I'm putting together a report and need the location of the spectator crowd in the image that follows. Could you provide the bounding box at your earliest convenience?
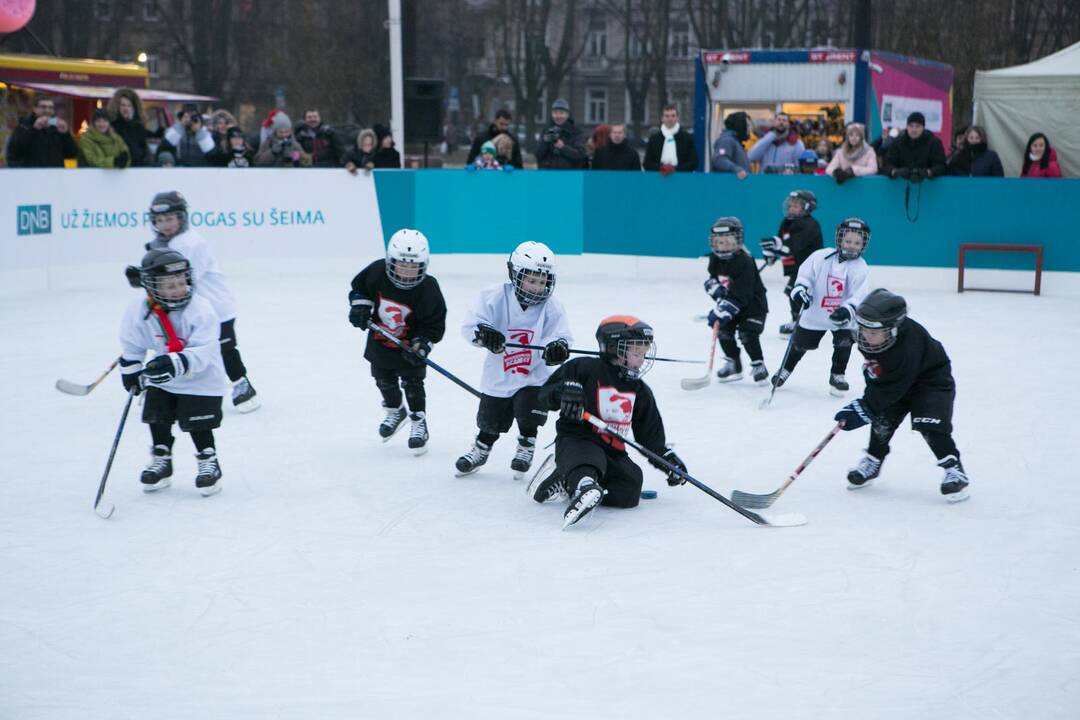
[3,89,1068,179]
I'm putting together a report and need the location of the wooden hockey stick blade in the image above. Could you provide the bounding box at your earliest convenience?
[680,375,711,391]
[56,379,95,395]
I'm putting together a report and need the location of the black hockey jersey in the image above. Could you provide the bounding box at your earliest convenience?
[777,215,823,273]
[350,259,447,370]
[707,250,768,319]
[860,318,954,415]
[538,357,667,456]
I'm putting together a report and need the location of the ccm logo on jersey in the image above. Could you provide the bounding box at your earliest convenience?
[504,329,534,374]
[912,417,942,424]
[376,295,413,347]
[596,386,635,450]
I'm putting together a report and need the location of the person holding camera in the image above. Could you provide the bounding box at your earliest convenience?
[881,112,947,182]
[535,99,587,170]
[255,112,313,168]
[158,103,215,167]
[747,112,805,174]
[77,108,131,169]
[6,95,77,167]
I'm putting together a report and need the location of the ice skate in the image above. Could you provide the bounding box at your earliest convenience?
[510,435,536,480]
[829,373,849,397]
[531,470,568,504]
[195,448,223,497]
[379,404,408,441]
[779,321,796,336]
[751,361,769,385]
[562,478,604,529]
[140,444,173,492]
[847,453,882,490]
[939,456,970,503]
[231,376,260,413]
[715,357,743,383]
[455,440,491,476]
[407,412,429,455]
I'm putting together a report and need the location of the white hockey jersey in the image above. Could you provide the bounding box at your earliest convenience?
[119,294,228,396]
[149,229,236,322]
[794,248,871,331]
[460,283,574,398]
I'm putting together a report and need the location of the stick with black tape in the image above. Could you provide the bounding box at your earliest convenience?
[731,423,843,509]
[503,342,704,365]
[368,322,483,400]
[93,386,137,519]
[56,358,119,396]
[579,411,806,527]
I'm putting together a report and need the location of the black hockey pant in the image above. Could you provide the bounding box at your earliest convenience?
[474,386,547,446]
[372,364,427,413]
[784,325,855,375]
[718,314,765,370]
[867,387,959,463]
[555,435,642,509]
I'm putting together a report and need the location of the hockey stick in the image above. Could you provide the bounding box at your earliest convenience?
[368,323,483,400]
[681,321,720,391]
[503,343,704,364]
[759,307,803,410]
[731,423,843,509]
[579,411,806,527]
[56,358,119,396]
[93,387,137,519]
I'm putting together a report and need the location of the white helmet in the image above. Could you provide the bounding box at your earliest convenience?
[385,228,430,289]
[507,241,556,306]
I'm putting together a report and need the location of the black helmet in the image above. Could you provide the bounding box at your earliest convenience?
[140,248,193,310]
[784,189,817,219]
[149,190,189,236]
[835,216,871,261]
[709,216,744,259]
[596,315,655,379]
[855,288,907,354]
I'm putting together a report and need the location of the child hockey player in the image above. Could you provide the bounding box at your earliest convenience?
[835,289,969,502]
[119,249,228,496]
[704,216,770,384]
[456,241,572,478]
[348,229,447,454]
[126,191,260,412]
[759,189,823,335]
[531,316,688,529]
[771,217,871,396]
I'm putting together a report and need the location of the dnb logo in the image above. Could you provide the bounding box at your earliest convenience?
[17,205,51,236]
[596,386,636,449]
[375,294,412,347]
[504,329,534,375]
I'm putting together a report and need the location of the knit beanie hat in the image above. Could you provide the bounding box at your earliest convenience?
[906,111,926,126]
[481,141,496,156]
[272,112,292,131]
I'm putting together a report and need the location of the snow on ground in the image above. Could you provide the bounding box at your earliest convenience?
[2,254,1078,719]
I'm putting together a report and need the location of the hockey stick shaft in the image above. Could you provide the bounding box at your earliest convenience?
[503,342,704,364]
[56,358,119,396]
[732,423,843,508]
[94,387,136,515]
[761,307,803,409]
[680,322,719,390]
[579,411,771,526]
[369,323,483,400]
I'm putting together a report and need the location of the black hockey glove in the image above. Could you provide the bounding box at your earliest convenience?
[143,352,189,384]
[348,292,373,329]
[558,380,585,420]
[114,151,130,168]
[789,283,811,311]
[542,339,570,366]
[829,306,852,327]
[708,298,740,327]
[649,448,688,486]
[404,337,432,366]
[120,366,144,395]
[835,399,874,430]
[474,323,506,353]
[704,277,729,300]
[125,265,142,289]
[890,167,911,180]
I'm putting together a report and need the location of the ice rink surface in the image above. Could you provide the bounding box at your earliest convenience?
[2,253,1078,719]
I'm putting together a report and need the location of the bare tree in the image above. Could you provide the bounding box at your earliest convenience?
[499,0,548,150]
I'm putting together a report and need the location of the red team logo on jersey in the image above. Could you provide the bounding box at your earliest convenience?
[595,386,636,450]
[503,329,534,375]
[376,294,413,348]
[863,359,882,380]
[821,275,845,311]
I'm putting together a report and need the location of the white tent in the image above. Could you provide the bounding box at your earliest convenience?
[973,41,1080,177]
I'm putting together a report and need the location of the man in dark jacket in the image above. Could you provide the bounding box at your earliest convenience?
[882,112,947,181]
[590,124,641,170]
[7,95,77,167]
[643,105,697,174]
[294,108,344,168]
[535,99,587,170]
[710,111,750,178]
[466,109,524,169]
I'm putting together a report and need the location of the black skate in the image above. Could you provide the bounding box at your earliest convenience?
[771,368,790,388]
[455,440,491,476]
[751,361,769,385]
[847,453,883,490]
[715,357,743,383]
[141,444,173,492]
[232,376,260,413]
[829,373,849,397]
[562,478,605,529]
[779,321,796,336]
[195,448,223,497]
[511,436,536,479]
[379,404,408,441]
[407,412,429,455]
[531,470,569,504]
[939,456,970,503]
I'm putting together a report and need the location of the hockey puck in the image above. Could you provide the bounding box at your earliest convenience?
[640,490,658,500]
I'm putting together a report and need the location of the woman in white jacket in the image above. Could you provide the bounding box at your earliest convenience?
[825,123,878,184]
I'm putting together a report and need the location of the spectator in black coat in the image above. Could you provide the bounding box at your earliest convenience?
[6,95,77,167]
[211,127,255,168]
[108,88,150,167]
[467,109,524,169]
[947,125,1004,177]
[882,111,947,181]
[590,124,641,170]
[372,124,402,168]
[295,108,344,168]
[535,99,587,170]
[643,105,697,175]
[344,129,378,174]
